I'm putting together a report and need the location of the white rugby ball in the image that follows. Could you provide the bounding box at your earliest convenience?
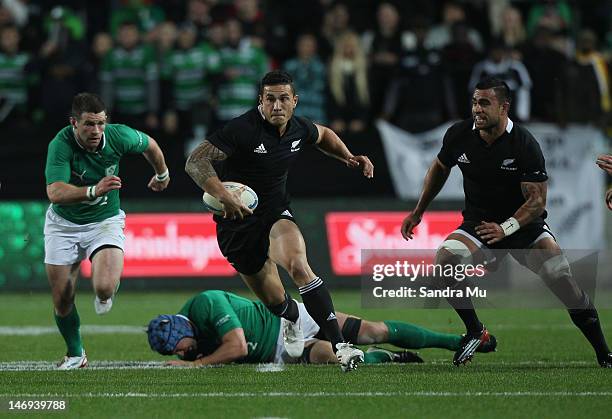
[202,181,258,215]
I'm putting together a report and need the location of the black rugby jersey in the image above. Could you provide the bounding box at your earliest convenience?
[437,118,548,224]
[208,107,319,216]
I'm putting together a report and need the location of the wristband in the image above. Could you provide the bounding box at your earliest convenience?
[500,217,520,237]
[155,169,169,182]
[86,185,97,200]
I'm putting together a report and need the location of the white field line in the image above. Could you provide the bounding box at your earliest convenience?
[0,323,579,336]
[0,392,610,398]
[0,360,598,372]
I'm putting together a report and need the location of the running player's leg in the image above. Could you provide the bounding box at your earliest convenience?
[435,232,484,336]
[527,237,611,366]
[434,231,492,365]
[47,262,86,363]
[90,246,123,313]
[270,219,344,350]
[44,207,87,366]
[240,259,298,322]
[85,212,127,315]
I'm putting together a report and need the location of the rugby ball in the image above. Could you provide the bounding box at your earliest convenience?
[202,181,258,215]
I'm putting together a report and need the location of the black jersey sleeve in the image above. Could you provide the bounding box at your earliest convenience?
[207,120,242,157]
[519,131,548,183]
[296,116,319,145]
[436,123,460,168]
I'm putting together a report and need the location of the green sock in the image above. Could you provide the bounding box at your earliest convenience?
[54,305,84,357]
[364,351,393,364]
[384,320,461,350]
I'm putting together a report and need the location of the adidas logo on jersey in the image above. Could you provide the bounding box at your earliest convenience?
[458,153,470,164]
[327,312,337,321]
[281,209,293,217]
[254,143,267,154]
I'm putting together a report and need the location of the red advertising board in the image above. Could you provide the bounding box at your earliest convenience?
[81,213,235,277]
[325,211,462,275]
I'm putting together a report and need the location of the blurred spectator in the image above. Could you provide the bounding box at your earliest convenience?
[319,2,351,60]
[283,33,327,124]
[161,23,221,154]
[83,32,113,93]
[2,0,28,27]
[425,1,483,52]
[328,31,369,134]
[383,19,452,132]
[183,0,213,43]
[564,29,610,126]
[38,6,87,131]
[469,39,532,121]
[526,0,573,37]
[442,21,482,118]
[100,20,159,131]
[0,25,37,129]
[362,2,406,115]
[231,0,265,46]
[215,19,268,125]
[498,6,527,57]
[522,26,566,123]
[155,21,177,65]
[110,0,165,42]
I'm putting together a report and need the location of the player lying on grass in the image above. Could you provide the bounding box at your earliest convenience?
[146,290,496,367]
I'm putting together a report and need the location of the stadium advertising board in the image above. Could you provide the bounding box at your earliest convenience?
[325,211,462,275]
[81,214,234,277]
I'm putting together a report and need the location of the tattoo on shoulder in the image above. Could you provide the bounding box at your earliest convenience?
[185,140,227,187]
[521,182,546,200]
[191,140,228,162]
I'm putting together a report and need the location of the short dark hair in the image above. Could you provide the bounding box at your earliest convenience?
[260,70,295,95]
[71,93,106,119]
[475,77,511,104]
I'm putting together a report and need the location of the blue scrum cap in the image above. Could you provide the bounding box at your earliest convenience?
[147,314,194,355]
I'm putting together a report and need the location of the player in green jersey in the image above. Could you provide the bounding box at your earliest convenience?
[147,290,496,367]
[45,92,170,369]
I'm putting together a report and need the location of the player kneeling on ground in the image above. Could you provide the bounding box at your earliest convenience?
[146,290,496,368]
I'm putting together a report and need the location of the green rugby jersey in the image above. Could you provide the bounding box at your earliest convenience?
[217,43,269,121]
[100,45,159,115]
[45,124,149,224]
[162,42,220,111]
[178,290,280,363]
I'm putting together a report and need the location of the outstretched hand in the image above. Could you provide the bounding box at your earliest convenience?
[148,175,170,192]
[475,221,505,245]
[596,154,612,175]
[401,212,421,240]
[347,155,374,178]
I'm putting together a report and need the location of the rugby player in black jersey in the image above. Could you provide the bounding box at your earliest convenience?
[185,70,374,372]
[401,77,612,367]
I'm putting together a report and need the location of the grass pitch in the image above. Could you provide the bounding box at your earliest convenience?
[1,290,611,418]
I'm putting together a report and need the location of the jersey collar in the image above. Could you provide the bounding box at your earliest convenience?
[72,128,106,153]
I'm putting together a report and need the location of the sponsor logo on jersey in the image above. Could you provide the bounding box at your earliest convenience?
[105,165,117,176]
[326,312,337,321]
[281,209,293,218]
[457,153,470,164]
[290,139,301,152]
[72,169,87,183]
[215,314,231,327]
[253,143,267,154]
[500,158,517,171]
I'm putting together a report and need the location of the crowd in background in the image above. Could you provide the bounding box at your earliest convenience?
[0,0,611,198]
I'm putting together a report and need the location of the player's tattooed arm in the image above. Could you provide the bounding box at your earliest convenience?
[514,181,547,225]
[185,140,227,191]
